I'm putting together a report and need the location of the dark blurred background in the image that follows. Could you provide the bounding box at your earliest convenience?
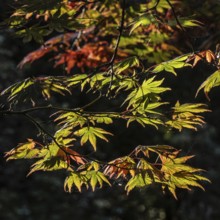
[1,1,220,220]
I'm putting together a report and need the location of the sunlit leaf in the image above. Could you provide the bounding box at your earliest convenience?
[152,54,191,76]
[5,139,39,160]
[129,14,152,34]
[74,127,112,151]
[196,70,220,100]
[114,56,140,75]
[166,102,210,131]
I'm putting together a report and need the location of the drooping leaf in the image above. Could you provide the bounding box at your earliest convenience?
[64,172,85,192]
[1,78,34,101]
[166,102,210,131]
[168,17,203,28]
[196,70,220,100]
[187,50,216,67]
[126,116,164,129]
[130,145,210,198]
[64,163,111,192]
[114,56,140,75]
[5,139,39,160]
[160,152,210,199]
[104,156,136,179]
[152,54,191,76]
[74,127,113,151]
[125,173,152,194]
[28,156,68,175]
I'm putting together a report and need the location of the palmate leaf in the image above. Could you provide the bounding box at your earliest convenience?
[83,71,138,95]
[166,172,209,199]
[1,76,71,102]
[125,145,210,198]
[125,173,153,194]
[57,147,86,165]
[187,50,216,68]
[55,111,87,128]
[105,145,209,197]
[124,76,170,109]
[18,32,81,68]
[66,74,88,88]
[104,156,136,179]
[5,139,39,160]
[114,77,138,93]
[126,116,164,129]
[196,70,220,100]
[135,145,176,158]
[126,101,168,128]
[85,72,112,91]
[89,170,111,191]
[114,56,141,75]
[122,76,170,129]
[5,134,85,174]
[55,111,115,129]
[64,172,84,192]
[2,0,213,200]
[136,158,164,182]
[37,77,71,99]
[6,0,86,43]
[5,140,210,198]
[160,153,210,199]
[74,127,113,151]
[172,101,209,113]
[166,101,210,131]
[152,54,191,76]
[28,156,68,175]
[64,171,111,192]
[1,78,34,101]
[64,164,111,193]
[5,140,67,175]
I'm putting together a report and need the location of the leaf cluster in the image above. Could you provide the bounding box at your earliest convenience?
[1,0,218,199]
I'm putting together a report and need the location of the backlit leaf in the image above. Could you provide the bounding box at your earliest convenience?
[114,56,140,75]
[166,102,210,131]
[152,54,191,76]
[74,127,112,151]
[196,70,220,100]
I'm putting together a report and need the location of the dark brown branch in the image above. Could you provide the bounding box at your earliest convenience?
[0,105,78,116]
[0,105,165,121]
[107,0,126,91]
[109,0,126,65]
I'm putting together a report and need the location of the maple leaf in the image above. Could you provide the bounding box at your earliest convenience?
[104,157,136,179]
[57,147,86,165]
[18,33,77,69]
[74,126,113,151]
[196,70,220,100]
[54,42,112,73]
[187,50,216,67]
[5,139,39,161]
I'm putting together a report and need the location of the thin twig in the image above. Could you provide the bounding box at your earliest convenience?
[109,0,126,65]
[80,91,102,110]
[108,0,126,91]
[165,0,194,52]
